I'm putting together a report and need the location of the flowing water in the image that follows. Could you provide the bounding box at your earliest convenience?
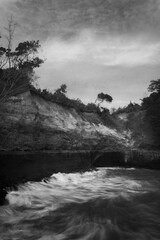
[0,168,160,240]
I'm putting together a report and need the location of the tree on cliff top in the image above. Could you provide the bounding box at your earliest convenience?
[0,40,44,71]
[54,84,67,95]
[52,84,67,102]
[95,92,113,106]
[148,79,160,93]
[0,17,44,71]
[0,17,44,103]
[141,78,160,148]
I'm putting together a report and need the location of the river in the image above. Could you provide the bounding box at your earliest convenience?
[0,168,160,239]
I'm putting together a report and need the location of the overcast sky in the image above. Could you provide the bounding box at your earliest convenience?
[1,0,160,108]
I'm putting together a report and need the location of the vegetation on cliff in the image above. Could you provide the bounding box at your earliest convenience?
[112,79,160,149]
[141,79,160,147]
[0,20,114,122]
[0,17,44,103]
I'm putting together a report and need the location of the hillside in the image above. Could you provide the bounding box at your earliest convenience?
[0,91,132,151]
[115,108,160,150]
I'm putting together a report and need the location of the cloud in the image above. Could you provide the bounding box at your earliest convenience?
[0,0,16,4]
[0,0,18,31]
[1,0,160,41]
[42,33,160,67]
[97,41,160,67]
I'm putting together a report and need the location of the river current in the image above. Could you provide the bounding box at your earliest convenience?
[0,168,160,240]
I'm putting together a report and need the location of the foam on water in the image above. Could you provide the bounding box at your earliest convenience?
[0,167,160,239]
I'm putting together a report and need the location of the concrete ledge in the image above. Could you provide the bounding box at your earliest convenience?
[125,150,160,169]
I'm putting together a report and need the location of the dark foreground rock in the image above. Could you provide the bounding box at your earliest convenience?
[0,150,125,204]
[0,150,160,205]
[0,151,91,204]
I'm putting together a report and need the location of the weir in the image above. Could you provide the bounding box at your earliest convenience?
[0,150,160,204]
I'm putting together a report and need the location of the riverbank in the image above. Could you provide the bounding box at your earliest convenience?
[1,149,160,205]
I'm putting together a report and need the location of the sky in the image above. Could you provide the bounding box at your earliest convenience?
[0,0,160,108]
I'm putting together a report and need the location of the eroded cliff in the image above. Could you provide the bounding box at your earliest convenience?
[0,91,131,151]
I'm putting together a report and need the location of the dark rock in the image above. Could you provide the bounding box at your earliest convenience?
[0,150,93,205]
[92,151,125,167]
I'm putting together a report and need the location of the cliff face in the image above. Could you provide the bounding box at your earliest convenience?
[0,91,131,151]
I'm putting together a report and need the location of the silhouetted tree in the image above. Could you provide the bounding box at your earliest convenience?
[53,84,67,102]
[95,92,113,106]
[148,79,160,93]
[141,78,160,148]
[13,40,44,70]
[54,84,67,95]
[0,17,44,70]
[0,18,44,102]
[0,40,44,71]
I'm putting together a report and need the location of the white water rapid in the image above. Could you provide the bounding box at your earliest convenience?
[0,168,160,239]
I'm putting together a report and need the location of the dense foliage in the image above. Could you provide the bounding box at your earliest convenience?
[112,79,160,148]
[0,68,30,103]
[0,18,44,103]
[113,102,141,115]
[0,29,44,102]
[141,79,160,146]
[148,79,160,93]
[30,85,102,114]
[0,39,43,102]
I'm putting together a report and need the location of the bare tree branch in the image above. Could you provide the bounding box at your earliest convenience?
[3,16,17,68]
